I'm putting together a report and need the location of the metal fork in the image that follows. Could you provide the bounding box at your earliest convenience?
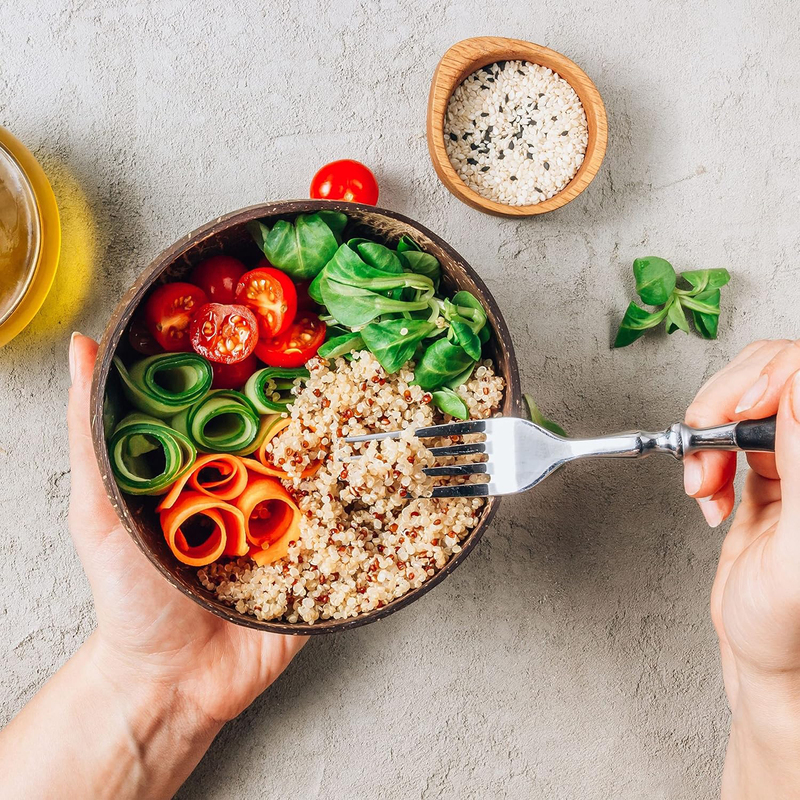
[344,415,777,498]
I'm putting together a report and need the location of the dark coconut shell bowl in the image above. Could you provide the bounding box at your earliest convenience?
[90,200,524,634]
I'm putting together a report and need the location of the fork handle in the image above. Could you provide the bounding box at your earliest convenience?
[684,416,776,455]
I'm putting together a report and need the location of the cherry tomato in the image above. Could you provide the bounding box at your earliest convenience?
[128,311,162,355]
[190,303,259,364]
[255,312,326,368]
[190,255,247,304]
[211,354,258,389]
[294,280,318,311]
[144,282,208,352]
[309,159,379,205]
[234,262,297,338]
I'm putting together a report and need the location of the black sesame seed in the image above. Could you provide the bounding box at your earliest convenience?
[462,133,470,140]
[481,84,488,90]
[467,158,478,165]
[530,120,537,126]
[449,133,458,142]
[544,161,550,170]
[487,77,494,82]
[497,153,505,160]
[560,130,568,136]
[526,153,534,159]
[504,94,509,102]
[498,106,503,113]
[533,103,538,111]
[480,112,489,117]
[538,93,545,97]
[510,176,517,181]
[517,69,525,75]
[480,166,490,172]
[551,116,558,121]
[515,129,523,138]
[470,143,478,150]
[535,187,543,192]
[508,140,515,150]
[487,125,493,132]
[497,60,506,70]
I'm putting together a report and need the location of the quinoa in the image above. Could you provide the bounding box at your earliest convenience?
[444,60,588,206]
[198,351,504,624]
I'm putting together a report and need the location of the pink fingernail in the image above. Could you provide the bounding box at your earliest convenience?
[684,458,703,496]
[698,497,724,528]
[69,332,80,385]
[735,374,769,414]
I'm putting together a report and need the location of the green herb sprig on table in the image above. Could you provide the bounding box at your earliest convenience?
[613,257,731,348]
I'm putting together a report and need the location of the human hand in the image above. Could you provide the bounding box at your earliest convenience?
[683,340,800,795]
[68,333,306,727]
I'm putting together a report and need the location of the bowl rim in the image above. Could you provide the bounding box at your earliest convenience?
[427,35,608,217]
[90,200,524,634]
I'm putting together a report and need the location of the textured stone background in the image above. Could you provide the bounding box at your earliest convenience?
[2,1,799,797]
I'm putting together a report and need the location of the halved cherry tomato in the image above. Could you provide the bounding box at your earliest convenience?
[190,303,259,364]
[190,255,247,304]
[235,262,297,338]
[211,354,258,389]
[128,311,162,355]
[144,282,208,352]
[255,312,326,368]
[309,159,379,205]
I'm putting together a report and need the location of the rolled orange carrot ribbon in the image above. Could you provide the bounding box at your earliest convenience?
[159,491,247,567]
[233,476,301,565]
[157,453,250,512]
[254,418,321,479]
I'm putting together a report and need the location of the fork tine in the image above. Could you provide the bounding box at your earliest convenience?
[414,420,487,438]
[423,462,488,477]
[427,442,486,457]
[343,418,487,444]
[343,430,402,443]
[431,483,490,498]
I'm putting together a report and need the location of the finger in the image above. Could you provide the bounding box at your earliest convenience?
[695,482,735,529]
[732,340,800,420]
[775,370,800,548]
[745,452,778,481]
[67,333,121,548]
[684,340,794,516]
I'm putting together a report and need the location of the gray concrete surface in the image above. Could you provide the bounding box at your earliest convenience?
[1,0,799,797]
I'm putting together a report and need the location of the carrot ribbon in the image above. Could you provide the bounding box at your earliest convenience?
[159,491,247,567]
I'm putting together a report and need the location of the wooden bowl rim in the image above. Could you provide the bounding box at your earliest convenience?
[426,35,608,217]
[90,199,524,634]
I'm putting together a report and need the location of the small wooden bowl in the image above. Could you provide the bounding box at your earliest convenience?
[90,200,524,635]
[427,36,608,217]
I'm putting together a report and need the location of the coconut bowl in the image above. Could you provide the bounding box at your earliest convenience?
[90,200,524,634]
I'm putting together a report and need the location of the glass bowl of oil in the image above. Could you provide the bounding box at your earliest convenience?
[0,127,60,347]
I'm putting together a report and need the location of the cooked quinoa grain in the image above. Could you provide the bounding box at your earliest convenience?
[444,60,588,206]
[198,351,504,624]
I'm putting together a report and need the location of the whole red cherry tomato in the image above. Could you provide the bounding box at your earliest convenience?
[234,262,297,338]
[190,303,259,364]
[255,312,326,368]
[144,282,208,352]
[309,159,379,205]
[211,354,259,389]
[190,255,247,304]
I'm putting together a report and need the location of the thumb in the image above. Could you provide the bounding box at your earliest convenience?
[775,369,800,544]
[67,332,121,548]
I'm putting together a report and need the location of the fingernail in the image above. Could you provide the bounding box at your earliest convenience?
[69,332,80,385]
[684,457,704,496]
[792,371,800,423]
[735,374,769,414]
[698,497,724,528]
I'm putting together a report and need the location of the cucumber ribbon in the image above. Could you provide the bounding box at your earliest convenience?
[113,353,212,419]
[108,413,197,495]
[172,390,262,454]
[244,367,308,414]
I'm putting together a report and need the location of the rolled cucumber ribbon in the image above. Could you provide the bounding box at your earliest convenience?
[172,390,261,454]
[113,354,213,419]
[108,413,197,496]
[244,366,308,414]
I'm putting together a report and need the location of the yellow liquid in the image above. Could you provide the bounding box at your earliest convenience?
[0,144,40,322]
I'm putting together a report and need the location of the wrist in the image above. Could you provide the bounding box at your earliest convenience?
[84,633,223,798]
[724,674,800,799]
